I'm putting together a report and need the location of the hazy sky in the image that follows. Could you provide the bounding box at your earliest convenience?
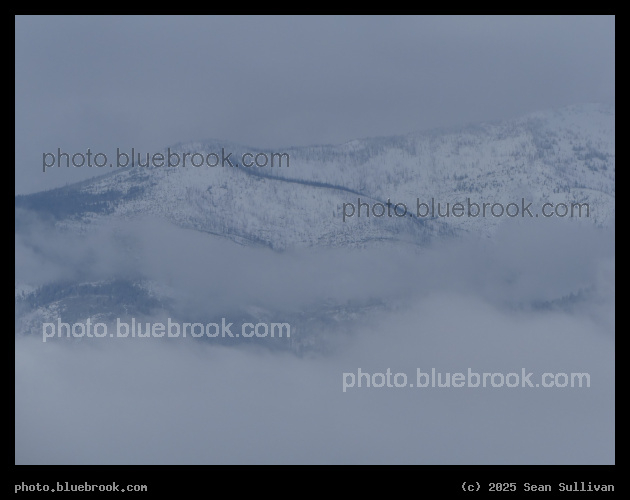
[15,15,614,193]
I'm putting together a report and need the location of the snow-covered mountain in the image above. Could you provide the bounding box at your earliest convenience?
[15,103,615,348]
[16,103,614,249]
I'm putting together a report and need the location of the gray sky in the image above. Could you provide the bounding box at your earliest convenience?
[15,15,614,194]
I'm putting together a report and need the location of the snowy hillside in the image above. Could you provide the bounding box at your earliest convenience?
[16,103,614,250]
[15,103,615,348]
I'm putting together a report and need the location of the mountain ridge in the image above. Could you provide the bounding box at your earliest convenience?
[16,102,614,251]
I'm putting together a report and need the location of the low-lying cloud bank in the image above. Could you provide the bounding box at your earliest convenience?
[15,213,614,464]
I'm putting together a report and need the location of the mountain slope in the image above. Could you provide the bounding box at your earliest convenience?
[16,103,614,250]
[15,103,615,348]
